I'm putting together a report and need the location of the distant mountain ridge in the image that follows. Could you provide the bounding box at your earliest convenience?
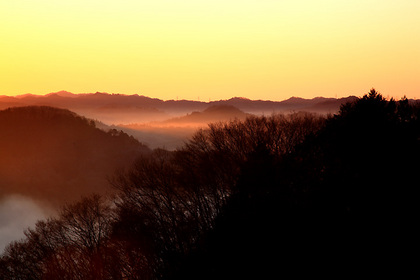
[0,91,360,125]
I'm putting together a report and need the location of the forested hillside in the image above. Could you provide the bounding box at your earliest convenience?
[1,90,418,279]
[0,106,149,206]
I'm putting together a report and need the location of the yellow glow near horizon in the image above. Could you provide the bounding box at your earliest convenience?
[1,0,419,100]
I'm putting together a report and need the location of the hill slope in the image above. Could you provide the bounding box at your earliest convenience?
[158,105,249,126]
[0,106,149,207]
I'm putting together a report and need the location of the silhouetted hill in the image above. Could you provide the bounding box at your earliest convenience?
[0,106,149,207]
[159,105,249,126]
[45,90,77,98]
[209,96,358,114]
[304,96,359,113]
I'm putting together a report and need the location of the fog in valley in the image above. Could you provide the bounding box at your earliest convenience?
[0,195,50,252]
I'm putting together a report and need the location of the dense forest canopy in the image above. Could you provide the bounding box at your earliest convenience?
[1,89,418,279]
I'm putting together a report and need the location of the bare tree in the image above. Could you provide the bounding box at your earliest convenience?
[0,195,116,280]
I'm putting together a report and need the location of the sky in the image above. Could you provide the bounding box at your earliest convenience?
[1,0,419,101]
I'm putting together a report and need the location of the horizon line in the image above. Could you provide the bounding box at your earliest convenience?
[0,90,365,103]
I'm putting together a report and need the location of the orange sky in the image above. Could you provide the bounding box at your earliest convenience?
[1,0,419,101]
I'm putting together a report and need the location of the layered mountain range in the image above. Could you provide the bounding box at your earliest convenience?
[0,91,358,125]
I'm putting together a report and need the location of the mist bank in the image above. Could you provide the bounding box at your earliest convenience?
[116,105,250,150]
[0,195,50,252]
